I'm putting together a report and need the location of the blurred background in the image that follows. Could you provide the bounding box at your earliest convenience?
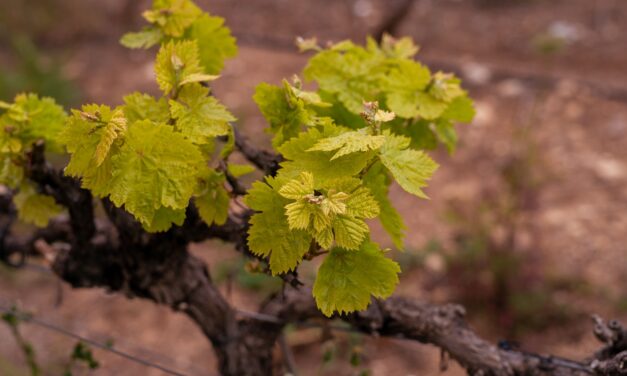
[1,0,626,375]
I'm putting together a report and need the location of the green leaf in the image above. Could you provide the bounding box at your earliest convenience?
[278,171,314,200]
[429,72,464,102]
[227,163,255,178]
[13,183,62,227]
[253,81,326,147]
[343,185,379,219]
[433,120,458,154]
[245,178,312,274]
[169,84,235,144]
[384,60,431,119]
[304,42,384,113]
[332,215,369,250]
[186,14,238,74]
[313,241,400,316]
[94,108,126,167]
[0,156,24,189]
[284,199,324,231]
[219,126,235,159]
[379,35,419,59]
[379,132,438,199]
[363,162,405,249]
[178,73,220,86]
[405,119,438,151]
[254,83,301,147]
[61,105,126,197]
[144,207,186,232]
[155,40,204,95]
[307,129,385,160]
[123,92,171,124]
[3,93,67,152]
[195,170,229,226]
[278,124,373,184]
[108,120,204,230]
[120,27,163,49]
[415,92,449,120]
[442,95,475,123]
[143,0,202,37]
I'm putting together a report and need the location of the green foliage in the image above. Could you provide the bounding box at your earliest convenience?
[313,241,400,316]
[245,177,313,274]
[108,120,204,229]
[186,14,238,74]
[195,170,229,226]
[123,92,170,124]
[64,342,99,376]
[143,0,202,38]
[13,183,63,227]
[169,83,234,144]
[277,123,373,184]
[254,79,329,147]
[0,94,66,226]
[121,0,237,75]
[307,129,385,160]
[155,40,218,95]
[276,172,379,250]
[1,0,475,317]
[246,37,471,312]
[378,132,438,199]
[1,93,66,152]
[61,104,125,197]
[303,36,474,152]
[363,162,406,249]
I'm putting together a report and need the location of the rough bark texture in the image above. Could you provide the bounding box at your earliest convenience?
[1,141,626,376]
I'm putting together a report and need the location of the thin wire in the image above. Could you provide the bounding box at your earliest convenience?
[0,304,189,376]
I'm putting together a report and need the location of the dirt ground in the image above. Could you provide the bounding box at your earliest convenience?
[0,0,626,375]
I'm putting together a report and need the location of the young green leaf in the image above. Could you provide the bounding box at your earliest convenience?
[227,163,255,178]
[123,92,171,124]
[195,170,230,226]
[379,133,438,199]
[13,183,62,227]
[363,162,406,249]
[307,129,385,160]
[303,42,384,114]
[144,207,186,232]
[253,81,327,147]
[186,14,238,74]
[277,173,377,250]
[245,178,312,274]
[278,171,315,200]
[108,120,204,230]
[0,156,24,189]
[94,108,126,167]
[120,27,163,49]
[61,105,126,197]
[169,84,235,144]
[278,124,373,184]
[332,215,369,250]
[384,60,431,118]
[142,0,202,37]
[313,241,400,316]
[155,40,204,95]
[2,93,67,152]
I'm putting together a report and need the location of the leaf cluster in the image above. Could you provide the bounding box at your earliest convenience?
[0,0,475,317]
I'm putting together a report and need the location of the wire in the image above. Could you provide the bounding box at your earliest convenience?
[0,304,191,376]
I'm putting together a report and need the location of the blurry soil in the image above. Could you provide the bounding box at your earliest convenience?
[0,0,626,375]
